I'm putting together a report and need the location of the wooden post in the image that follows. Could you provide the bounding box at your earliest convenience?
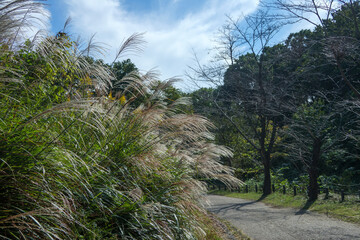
[255,184,258,193]
[341,190,345,202]
[293,186,297,196]
[272,184,275,192]
[283,185,286,194]
[325,188,329,199]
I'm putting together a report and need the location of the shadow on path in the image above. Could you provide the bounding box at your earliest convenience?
[295,200,315,215]
[257,193,268,202]
[257,193,314,216]
[210,199,258,214]
[207,194,360,240]
[210,193,270,214]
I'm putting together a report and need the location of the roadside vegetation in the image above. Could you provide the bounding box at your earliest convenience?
[196,212,250,240]
[0,1,239,239]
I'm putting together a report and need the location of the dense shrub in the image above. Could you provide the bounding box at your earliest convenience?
[0,1,240,239]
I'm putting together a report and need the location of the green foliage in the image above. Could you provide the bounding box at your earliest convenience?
[110,58,138,95]
[193,1,360,200]
[235,167,262,182]
[0,1,240,239]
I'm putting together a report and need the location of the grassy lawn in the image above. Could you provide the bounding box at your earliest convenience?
[209,190,360,225]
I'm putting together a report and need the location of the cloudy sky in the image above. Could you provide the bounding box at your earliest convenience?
[43,0,324,89]
[44,0,262,89]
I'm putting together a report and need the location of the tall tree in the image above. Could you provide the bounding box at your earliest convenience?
[192,8,289,194]
[285,100,339,200]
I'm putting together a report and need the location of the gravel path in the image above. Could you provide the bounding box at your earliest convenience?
[206,195,360,240]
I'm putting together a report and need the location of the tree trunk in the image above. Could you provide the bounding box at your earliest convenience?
[307,138,322,201]
[259,115,272,195]
[263,152,272,195]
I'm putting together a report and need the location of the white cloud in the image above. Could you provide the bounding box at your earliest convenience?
[62,0,259,89]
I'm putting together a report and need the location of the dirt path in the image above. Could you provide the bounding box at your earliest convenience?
[206,195,360,240]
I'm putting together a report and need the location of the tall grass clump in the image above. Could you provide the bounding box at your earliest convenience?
[0,1,240,239]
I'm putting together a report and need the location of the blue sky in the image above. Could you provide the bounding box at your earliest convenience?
[43,0,319,89]
[42,0,263,89]
[46,0,207,33]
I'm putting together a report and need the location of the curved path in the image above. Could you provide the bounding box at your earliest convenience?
[206,195,360,240]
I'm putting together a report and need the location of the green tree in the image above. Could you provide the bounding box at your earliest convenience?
[110,58,138,96]
[285,100,337,200]
[221,43,293,195]
[191,88,259,169]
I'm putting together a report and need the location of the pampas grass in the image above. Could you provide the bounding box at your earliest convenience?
[0,1,241,239]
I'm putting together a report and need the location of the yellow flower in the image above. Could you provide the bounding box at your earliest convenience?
[119,95,126,104]
[108,91,116,101]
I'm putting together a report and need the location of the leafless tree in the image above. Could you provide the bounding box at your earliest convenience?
[189,7,292,195]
